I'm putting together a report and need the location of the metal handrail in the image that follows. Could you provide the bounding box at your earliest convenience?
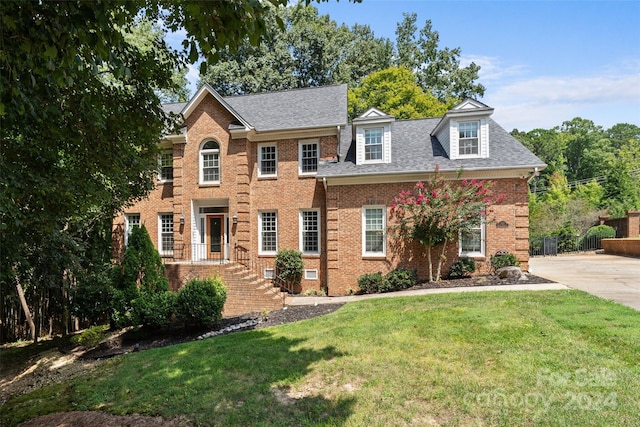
[233,244,293,307]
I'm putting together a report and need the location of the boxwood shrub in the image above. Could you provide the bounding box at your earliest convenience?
[176,276,227,328]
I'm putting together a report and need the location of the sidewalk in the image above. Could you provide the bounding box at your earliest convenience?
[286,282,568,306]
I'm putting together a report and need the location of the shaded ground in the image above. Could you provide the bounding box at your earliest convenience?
[2,274,553,426]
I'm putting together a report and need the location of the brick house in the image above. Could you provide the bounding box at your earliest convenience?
[113,83,545,307]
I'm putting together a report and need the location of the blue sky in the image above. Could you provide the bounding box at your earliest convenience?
[177,1,640,132]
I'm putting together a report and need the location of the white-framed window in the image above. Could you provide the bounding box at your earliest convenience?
[159,213,174,255]
[304,269,318,280]
[124,214,140,247]
[259,211,278,254]
[258,143,277,177]
[299,140,318,175]
[158,150,173,181]
[459,218,485,257]
[264,268,275,279]
[200,140,220,184]
[362,206,386,256]
[458,121,479,156]
[364,127,383,162]
[300,209,320,254]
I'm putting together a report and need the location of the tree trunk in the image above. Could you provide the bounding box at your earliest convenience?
[427,246,433,282]
[436,240,448,282]
[15,279,36,342]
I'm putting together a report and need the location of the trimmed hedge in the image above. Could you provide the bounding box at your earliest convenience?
[176,277,227,327]
[449,257,477,278]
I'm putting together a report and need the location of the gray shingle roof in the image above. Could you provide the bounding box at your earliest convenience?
[224,84,348,131]
[162,84,348,132]
[319,117,546,178]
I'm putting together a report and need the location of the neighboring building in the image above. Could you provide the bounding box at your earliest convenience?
[113,83,545,299]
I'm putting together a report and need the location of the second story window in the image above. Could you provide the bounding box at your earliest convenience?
[299,141,318,175]
[125,214,140,247]
[259,144,277,177]
[364,128,383,161]
[200,140,220,184]
[158,151,173,181]
[459,121,479,156]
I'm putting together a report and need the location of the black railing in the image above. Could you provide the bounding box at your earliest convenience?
[529,235,606,257]
[234,244,293,305]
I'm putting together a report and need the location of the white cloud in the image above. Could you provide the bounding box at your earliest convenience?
[461,54,528,82]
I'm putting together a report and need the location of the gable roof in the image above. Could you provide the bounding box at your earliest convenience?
[224,84,348,132]
[162,84,348,133]
[320,117,546,179]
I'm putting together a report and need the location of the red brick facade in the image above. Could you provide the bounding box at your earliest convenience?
[114,87,537,297]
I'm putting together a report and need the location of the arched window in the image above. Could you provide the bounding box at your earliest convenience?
[200,140,220,184]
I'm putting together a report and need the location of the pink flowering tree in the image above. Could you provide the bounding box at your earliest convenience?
[390,168,504,282]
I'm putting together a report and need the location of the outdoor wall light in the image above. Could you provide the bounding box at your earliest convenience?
[232,214,238,224]
[180,214,185,225]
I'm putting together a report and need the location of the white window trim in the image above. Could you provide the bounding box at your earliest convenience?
[199,140,221,184]
[362,205,386,257]
[258,211,278,255]
[304,269,318,280]
[459,219,486,257]
[363,127,385,164]
[124,214,140,247]
[158,213,174,256]
[299,209,321,255]
[258,143,278,178]
[298,139,319,176]
[457,120,480,159]
[157,150,173,182]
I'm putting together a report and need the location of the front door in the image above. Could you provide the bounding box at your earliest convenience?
[207,215,224,259]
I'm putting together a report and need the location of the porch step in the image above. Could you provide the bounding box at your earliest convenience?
[164,262,288,318]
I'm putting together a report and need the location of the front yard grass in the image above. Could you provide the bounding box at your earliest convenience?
[3,289,639,426]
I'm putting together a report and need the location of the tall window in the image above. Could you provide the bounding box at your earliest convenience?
[459,121,479,156]
[200,140,220,184]
[363,206,386,256]
[460,218,484,256]
[159,213,174,255]
[364,128,383,161]
[158,151,173,181]
[259,211,278,254]
[300,209,320,254]
[259,144,277,177]
[125,214,140,247]
[299,141,318,175]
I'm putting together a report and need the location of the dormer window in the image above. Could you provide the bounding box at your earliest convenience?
[364,128,383,161]
[458,121,479,156]
[354,108,394,165]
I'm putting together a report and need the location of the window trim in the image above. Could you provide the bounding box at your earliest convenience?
[258,143,278,178]
[299,209,321,255]
[298,140,319,176]
[458,121,480,158]
[362,205,386,257]
[459,218,485,257]
[363,127,384,163]
[258,211,278,255]
[124,214,140,247]
[157,150,173,182]
[158,213,174,256]
[199,140,221,185]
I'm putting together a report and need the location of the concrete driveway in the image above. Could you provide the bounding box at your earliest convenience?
[530,253,640,311]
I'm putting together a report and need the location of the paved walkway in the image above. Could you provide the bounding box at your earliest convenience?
[530,253,640,311]
[286,282,568,306]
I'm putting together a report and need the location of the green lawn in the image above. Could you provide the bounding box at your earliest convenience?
[3,290,639,426]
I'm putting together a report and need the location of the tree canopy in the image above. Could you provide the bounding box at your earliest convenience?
[0,0,299,342]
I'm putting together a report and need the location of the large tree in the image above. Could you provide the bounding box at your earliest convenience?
[201,4,392,95]
[0,0,298,342]
[348,66,452,120]
[394,13,485,102]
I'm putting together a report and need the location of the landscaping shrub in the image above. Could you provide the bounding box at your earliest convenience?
[176,277,227,327]
[131,291,177,329]
[490,252,519,272]
[275,249,303,290]
[71,325,109,349]
[583,225,616,240]
[448,257,477,278]
[357,272,389,294]
[385,268,418,290]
